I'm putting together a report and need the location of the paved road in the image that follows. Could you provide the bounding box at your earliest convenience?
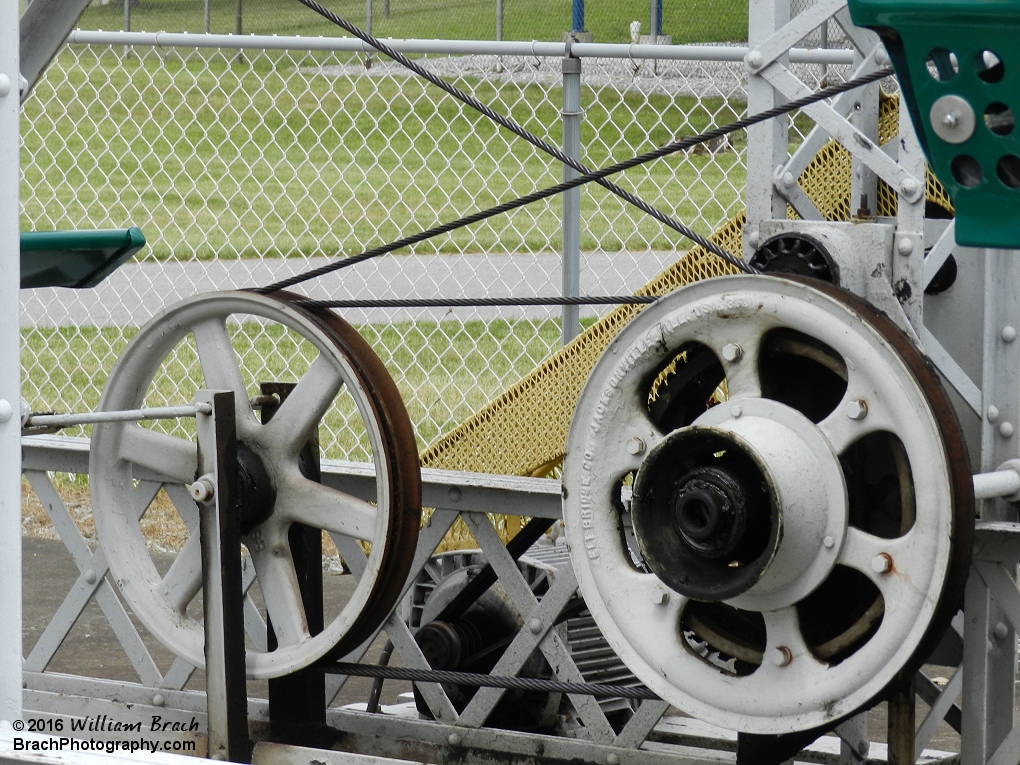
[20,251,682,327]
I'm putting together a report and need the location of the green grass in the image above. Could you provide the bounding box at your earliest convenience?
[79,0,749,44]
[22,47,747,260]
[22,318,565,459]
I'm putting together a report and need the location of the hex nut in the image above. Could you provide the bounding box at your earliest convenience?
[721,343,742,362]
[626,438,645,456]
[845,399,868,421]
[871,553,893,574]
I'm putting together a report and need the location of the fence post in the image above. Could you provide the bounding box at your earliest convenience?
[649,0,662,38]
[561,53,582,345]
[496,0,503,41]
[0,0,23,724]
[572,0,584,33]
[205,0,211,34]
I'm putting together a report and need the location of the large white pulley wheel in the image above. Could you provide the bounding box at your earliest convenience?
[563,275,972,734]
[89,290,421,679]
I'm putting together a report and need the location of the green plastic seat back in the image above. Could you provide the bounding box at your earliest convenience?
[20,227,146,289]
[848,0,1020,247]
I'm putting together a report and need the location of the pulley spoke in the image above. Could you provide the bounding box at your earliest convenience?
[159,532,203,614]
[192,317,255,428]
[249,538,311,649]
[118,426,197,483]
[262,355,344,457]
[717,331,763,401]
[275,475,378,544]
[761,606,822,673]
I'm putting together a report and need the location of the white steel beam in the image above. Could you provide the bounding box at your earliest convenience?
[0,0,22,723]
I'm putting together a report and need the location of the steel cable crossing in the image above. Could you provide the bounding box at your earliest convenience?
[315,661,661,700]
[259,0,893,300]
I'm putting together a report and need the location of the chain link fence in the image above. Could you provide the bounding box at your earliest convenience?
[20,27,846,464]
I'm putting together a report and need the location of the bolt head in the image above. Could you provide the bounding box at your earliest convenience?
[84,569,97,585]
[448,733,462,746]
[930,95,976,144]
[871,553,893,574]
[1003,326,1018,343]
[1000,421,1015,439]
[782,172,796,189]
[721,343,743,362]
[822,535,835,549]
[152,693,165,707]
[900,178,919,196]
[626,437,645,456]
[993,622,1010,640]
[528,617,544,634]
[845,399,868,420]
[730,405,742,418]
[988,405,1000,422]
[746,50,763,69]
[770,646,792,667]
[448,486,462,503]
[896,237,915,256]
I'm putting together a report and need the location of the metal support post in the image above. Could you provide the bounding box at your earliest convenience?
[195,390,251,763]
[495,0,502,41]
[649,0,662,38]
[893,84,926,332]
[572,0,584,33]
[963,248,1020,763]
[887,677,915,765]
[561,53,582,346]
[744,0,790,258]
[0,0,22,724]
[261,383,326,744]
[365,0,372,66]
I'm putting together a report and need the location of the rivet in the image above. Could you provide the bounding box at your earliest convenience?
[528,618,543,634]
[1000,421,1014,439]
[871,553,893,574]
[730,405,742,418]
[1002,326,1017,343]
[782,172,796,189]
[770,646,792,667]
[845,399,868,421]
[0,400,12,424]
[747,230,760,247]
[448,486,462,503]
[896,237,914,256]
[875,47,890,66]
[447,733,462,746]
[0,74,10,98]
[721,343,743,362]
[626,437,645,456]
[650,588,669,605]
[988,405,1000,422]
[822,535,835,549]
[745,50,763,69]
[993,622,1010,640]
[84,570,97,585]
[900,178,919,197]
[152,693,165,707]
[606,755,621,765]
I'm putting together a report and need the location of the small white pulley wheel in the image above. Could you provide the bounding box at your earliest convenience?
[89,290,421,679]
[563,275,972,733]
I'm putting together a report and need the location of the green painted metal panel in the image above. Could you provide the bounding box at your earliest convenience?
[849,0,1020,247]
[19,227,146,289]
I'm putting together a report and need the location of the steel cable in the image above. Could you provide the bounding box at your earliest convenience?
[258,51,891,298]
[314,661,661,700]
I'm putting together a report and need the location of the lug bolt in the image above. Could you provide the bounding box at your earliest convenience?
[626,437,645,456]
[721,343,743,362]
[649,588,669,605]
[845,399,868,420]
[189,475,215,503]
[871,553,893,574]
[770,646,793,667]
